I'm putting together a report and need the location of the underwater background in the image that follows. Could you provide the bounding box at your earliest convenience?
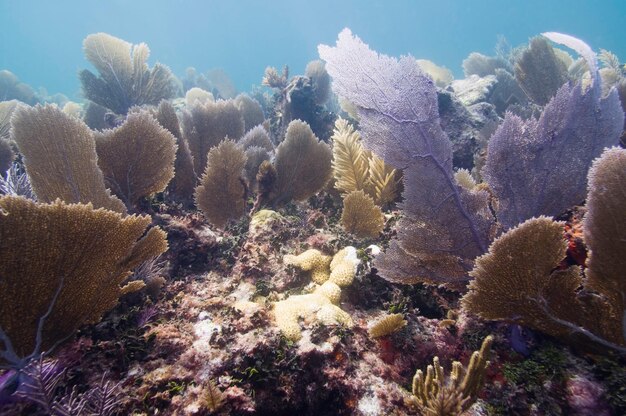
[2,0,626,415]
[1,0,626,98]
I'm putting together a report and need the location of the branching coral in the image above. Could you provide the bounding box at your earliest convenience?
[0,196,167,368]
[10,104,126,213]
[275,246,359,341]
[331,118,398,207]
[411,335,493,415]
[79,33,176,115]
[194,140,247,229]
[95,110,177,208]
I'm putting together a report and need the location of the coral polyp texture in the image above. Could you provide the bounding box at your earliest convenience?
[3,22,626,415]
[276,246,360,340]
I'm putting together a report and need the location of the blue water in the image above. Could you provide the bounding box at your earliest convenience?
[1,0,625,99]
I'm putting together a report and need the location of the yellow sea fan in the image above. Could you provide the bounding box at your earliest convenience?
[366,151,400,206]
[332,118,370,195]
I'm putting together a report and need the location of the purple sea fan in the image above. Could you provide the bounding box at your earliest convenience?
[484,32,624,230]
[319,29,495,286]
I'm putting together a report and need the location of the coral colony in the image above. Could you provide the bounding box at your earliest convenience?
[0,28,626,416]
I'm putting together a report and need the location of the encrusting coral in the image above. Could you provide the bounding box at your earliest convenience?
[275,246,360,340]
[0,195,167,367]
[10,104,126,213]
[411,335,493,415]
[284,249,332,284]
[94,110,178,208]
[79,33,176,115]
[194,140,248,228]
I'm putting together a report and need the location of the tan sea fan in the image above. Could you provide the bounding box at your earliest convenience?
[341,190,385,238]
[0,196,167,364]
[10,104,126,213]
[272,120,332,205]
[95,110,177,207]
[195,140,248,228]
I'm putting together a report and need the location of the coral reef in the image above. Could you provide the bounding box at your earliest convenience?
[463,147,626,354]
[2,24,626,416]
[321,29,495,287]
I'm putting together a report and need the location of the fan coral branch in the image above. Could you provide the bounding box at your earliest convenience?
[320,29,494,285]
[94,110,177,208]
[0,196,167,368]
[485,34,624,230]
[181,99,245,176]
[271,120,332,205]
[80,33,176,115]
[340,190,384,239]
[10,104,126,213]
[155,100,197,199]
[194,140,247,228]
